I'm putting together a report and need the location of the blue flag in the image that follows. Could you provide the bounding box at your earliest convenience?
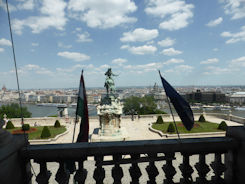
[159,71,194,131]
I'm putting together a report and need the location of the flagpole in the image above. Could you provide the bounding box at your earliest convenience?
[166,96,181,141]
[72,70,83,143]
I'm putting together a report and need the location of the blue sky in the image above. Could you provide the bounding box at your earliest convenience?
[0,0,245,89]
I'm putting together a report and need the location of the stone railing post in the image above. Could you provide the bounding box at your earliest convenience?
[0,130,31,184]
[225,126,245,184]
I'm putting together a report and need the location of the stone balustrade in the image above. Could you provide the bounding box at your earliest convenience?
[21,135,238,183]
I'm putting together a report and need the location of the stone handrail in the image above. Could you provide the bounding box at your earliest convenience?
[22,136,238,184]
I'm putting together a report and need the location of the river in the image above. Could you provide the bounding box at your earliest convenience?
[1,103,245,118]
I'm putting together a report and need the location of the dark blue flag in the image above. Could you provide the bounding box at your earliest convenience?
[159,71,194,131]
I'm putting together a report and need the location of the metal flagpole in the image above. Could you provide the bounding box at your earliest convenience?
[166,95,181,142]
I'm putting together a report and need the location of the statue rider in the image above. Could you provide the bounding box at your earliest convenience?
[104,68,118,94]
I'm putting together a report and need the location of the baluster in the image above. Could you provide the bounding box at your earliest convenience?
[74,157,87,184]
[162,152,176,184]
[129,154,142,184]
[210,153,225,184]
[179,153,194,184]
[36,161,51,184]
[112,154,123,184]
[55,161,70,184]
[195,154,210,184]
[93,155,105,184]
[146,153,159,184]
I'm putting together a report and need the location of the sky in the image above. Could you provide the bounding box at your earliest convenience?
[0,0,245,89]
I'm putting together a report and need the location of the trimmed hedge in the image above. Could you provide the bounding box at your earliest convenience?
[54,120,61,128]
[6,121,15,129]
[167,123,175,133]
[22,124,30,131]
[155,116,164,124]
[41,126,51,139]
[218,121,228,131]
[198,115,206,122]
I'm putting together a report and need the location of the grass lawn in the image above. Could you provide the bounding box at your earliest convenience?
[5,126,66,140]
[152,121,224,134]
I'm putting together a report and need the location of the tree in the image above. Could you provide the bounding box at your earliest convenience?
[218,121,227,131]
[156,116,164,124]
[123,96,166,115]
[167,123,175,133]
[6,121,15,129]
[0,103,31,119]
[54,120,61,128]
[41,126,51,138]
[198,115,206,122]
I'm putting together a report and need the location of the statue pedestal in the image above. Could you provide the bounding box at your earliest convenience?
[91,95,128,142]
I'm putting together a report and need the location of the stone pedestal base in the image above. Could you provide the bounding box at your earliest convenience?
[91,127,129,142]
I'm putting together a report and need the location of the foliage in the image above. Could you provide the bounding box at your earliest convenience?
[123,96,166,115]
[167,123,175,133]
[152,121,225,134]
[48,115,58,117]
[41,126,51,139]
[22,124,30,131]
[218,121,227,131]
[6,121,15,129]
[0,103,31,119]
[198,115,206,122]
[155,116,164,124]
[54,120,61,128]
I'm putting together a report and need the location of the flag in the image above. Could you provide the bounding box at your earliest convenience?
[76,71,89,142]
[159,71,194,131]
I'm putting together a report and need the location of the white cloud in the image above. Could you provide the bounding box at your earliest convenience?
[12,0,67,35]
[213,48,219,51]
[124,62,163,72]
[77,32,92,42]
[0,0,17,12]
[17,0,34,10]
[112,58,127,65]
[203,66,230,75]
[161,47,182,56]
[68,0,137,29]
[17,64,53,75]
[121,45,157,55]
[163,58,184,65]
[145,0,194,31]
[58,42,72,49]
[56,64,94,73]
[0,48,4,52]
[0,38,11,46]
[120,28,159,42]
[158,37,175,47]
[230,56,245,67]
[31,42,39,47]
[222,0,245,20]
[206,17,223,27]
[200,58,219,64]
[221,25,245,44]
[57,51,90,62]
[165,64,193,73]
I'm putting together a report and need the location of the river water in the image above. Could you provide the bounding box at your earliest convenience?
[1,103,245,118]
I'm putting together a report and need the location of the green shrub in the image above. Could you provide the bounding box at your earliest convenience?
[22,124,30,131]
[218,121,227,131]
[6,121,15,129]
[155,116,164,124]
[167,123,175,133]
[198,115,206,122]
[41,126,51,139]
[54,120,61,128]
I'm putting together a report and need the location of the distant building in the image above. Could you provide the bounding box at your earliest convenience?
[229,92,245,105]
[184,90,226,103]
[2,85,7,92]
